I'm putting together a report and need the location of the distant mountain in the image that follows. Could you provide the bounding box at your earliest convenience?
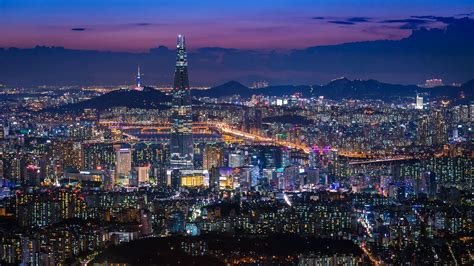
[43,78,473,113]
[197,78,473,101]
[424,80,473,101]
[194,81,312,98]
[317,78,474,101]
[44,87,171,113]
[260,85,312,97]
[193,81,252,98]
[312,78,419,99]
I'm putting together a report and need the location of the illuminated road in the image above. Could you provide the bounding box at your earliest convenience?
[99,120,312,153]
[122,132,139,140]
[360,242,381,265]
[348,156,416,165]
[447,242,459,265]
[213,122,311,153]
[98,120,422,161]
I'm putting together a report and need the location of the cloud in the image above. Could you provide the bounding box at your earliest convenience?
[318,15,454,30]
[410,16,459,24]
[69,23,157,33]
[133,23,152,26]
[71,28,87,31]
[381,18,431,29]
[347,17,370,23]
[236,26,285,33]
[328,20,355,25]
[318,17,371,26]
[456,12,474,17]
[1,17,473,86]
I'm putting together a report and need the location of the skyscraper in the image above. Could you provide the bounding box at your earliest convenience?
[415,94,423,110]
[242,108,250,133]
[203,144,224,170]
[135,66,142,91]
[116,148,132,176]
[170,35,194,169]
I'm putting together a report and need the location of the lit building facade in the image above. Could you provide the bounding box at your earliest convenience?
[170,34,194,169]
[115,147,132,176]
[203,144,224,170]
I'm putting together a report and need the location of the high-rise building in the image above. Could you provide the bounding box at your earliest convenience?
[135,166,150,184]
[241,108,250,133]
[228,152,244,168]
[415,94,423,110]
[116,148,132,176]
[416,115,431,146]
[1,121,9,139]
[253,109,262,132]
[209,167,220,191]
[170,34,194,170]
[261,146,282,169]
[52,140,82,172]
[432,109,447,145]
[427,172,437,199]
[82,143,115,170]
[203,144,224,170]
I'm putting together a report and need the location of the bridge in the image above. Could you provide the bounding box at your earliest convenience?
[98,121,423,162]
[99,121,312,153]
[348,156,418,165]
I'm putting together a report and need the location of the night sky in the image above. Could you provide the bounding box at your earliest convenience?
[1,0,473,51]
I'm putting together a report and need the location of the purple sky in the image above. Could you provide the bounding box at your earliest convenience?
[0,0,472,51]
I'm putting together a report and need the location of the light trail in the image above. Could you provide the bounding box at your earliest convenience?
[348,156,416,165]
[99,121,422,161]
[283,193,292,206]
[214,122,311,153]
[360,242,381,265]
[447,242,459,265]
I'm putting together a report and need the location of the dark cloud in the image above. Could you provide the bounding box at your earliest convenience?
[399,23,426,30]
[328,20,355,25]
[1,17,472,86]
[133,23,152,26]
[237,26,285,33]
[347,17,370,23]
[314,16,370,24]
[383,18,428,23]
[455,12,474,17]
[71,28,87,31]
[411,16,460,24]
[381,18,431,29]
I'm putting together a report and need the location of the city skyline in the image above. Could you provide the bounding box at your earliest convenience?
[0,2,472,265]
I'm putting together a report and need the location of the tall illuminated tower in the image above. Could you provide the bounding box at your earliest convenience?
[170,34,194,169]
[136,66,142,90]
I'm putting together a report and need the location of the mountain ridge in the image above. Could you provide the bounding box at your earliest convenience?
[45,78,473,113]
[195,78,473,100]
[43,87,171,113]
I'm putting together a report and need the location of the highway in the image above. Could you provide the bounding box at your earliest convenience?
[213,122,311,153]
[98,120,423,162]
[348,156,417,165]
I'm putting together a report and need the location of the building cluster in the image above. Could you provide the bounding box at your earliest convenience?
[0,35,472,265]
